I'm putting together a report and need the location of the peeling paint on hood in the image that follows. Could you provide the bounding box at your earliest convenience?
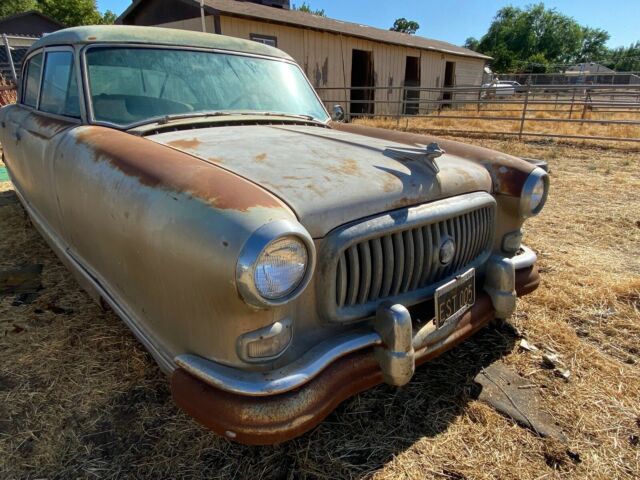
[149,124,492,237]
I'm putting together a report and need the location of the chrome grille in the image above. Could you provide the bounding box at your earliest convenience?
[335,205,494,308]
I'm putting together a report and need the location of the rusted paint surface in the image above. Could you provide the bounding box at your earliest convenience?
[331,122,536,198]
[325,158,360,176]
[21,111,77,139]
[171,269,539,445]
[515,265,540,297]
[75,126,288,213]
[493,166,531,198]
[150,124,492,237]
[30,112,75,131]
[166,137,202,149]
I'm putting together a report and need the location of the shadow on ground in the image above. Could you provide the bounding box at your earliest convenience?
[1,186,519,479]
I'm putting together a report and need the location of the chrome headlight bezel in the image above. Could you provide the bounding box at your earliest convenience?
[520,167,549,218]
[236,220,316,308]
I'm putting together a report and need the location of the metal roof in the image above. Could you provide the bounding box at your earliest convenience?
[27,25,293,60]
[118,0,491,60]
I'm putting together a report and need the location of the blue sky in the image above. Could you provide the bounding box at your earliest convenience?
[98,0,639,49]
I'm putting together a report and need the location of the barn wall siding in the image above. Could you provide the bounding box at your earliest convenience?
[158,15,485,116]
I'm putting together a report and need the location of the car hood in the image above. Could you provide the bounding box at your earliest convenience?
[148,124,492,237]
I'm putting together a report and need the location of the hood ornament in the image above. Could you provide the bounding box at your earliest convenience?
[424,143,445,173]
[383,142,444,174]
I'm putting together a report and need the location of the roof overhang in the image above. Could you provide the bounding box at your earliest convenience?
[117,0,492,61]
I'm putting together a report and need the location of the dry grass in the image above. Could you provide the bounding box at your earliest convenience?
[360,99,640,148]
[0,80,17,107]
[1,137,639,479]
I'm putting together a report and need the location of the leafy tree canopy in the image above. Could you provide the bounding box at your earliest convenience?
[0,0,116,26]
[604,41,640,71]
[390,17,420,35]
[293,2,326,17]
[466,3,617,73]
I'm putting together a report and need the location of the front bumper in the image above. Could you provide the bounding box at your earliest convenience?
[172,250,540,445]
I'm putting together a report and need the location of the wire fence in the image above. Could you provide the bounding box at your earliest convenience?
[496,71,640,86]
[316,84,640,143]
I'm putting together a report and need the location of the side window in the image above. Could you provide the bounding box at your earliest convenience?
[23,53,43,108]
[39,51,80,117]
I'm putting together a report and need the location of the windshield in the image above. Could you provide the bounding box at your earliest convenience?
[85,47,329,126]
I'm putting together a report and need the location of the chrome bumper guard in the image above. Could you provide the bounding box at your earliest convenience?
[175,246,537,395]
[372,303,415,386]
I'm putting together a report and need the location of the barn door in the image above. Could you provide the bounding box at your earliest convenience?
[350,49,374,116]
[442,61,456,107]
[403,56,420,115]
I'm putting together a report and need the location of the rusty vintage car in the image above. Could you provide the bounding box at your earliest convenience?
[0,26,548,444]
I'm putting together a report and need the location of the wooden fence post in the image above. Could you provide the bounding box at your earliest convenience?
[568,87,576,119]
[396,86,403,128]
[518,88,530,141]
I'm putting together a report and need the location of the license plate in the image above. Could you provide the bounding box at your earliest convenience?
[434,269,475,328]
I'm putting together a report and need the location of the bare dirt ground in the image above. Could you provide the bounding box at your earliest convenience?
[1,136,639,479]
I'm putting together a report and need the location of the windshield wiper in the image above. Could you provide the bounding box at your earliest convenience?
[132,110,322,130]
[258,111,316,121]
[157,110,234,125]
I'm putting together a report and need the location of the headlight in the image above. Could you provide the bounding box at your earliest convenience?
[254,237,307,299]
[520,168,549,218]
[237,220,315,308]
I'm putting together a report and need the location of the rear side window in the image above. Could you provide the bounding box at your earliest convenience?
[23,53,43,107]
[39,51,80,117]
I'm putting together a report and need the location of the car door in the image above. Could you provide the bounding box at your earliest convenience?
[12,47,82,232]
[1,50,42,190]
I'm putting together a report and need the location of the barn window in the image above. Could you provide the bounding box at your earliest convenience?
[250,34,277,48]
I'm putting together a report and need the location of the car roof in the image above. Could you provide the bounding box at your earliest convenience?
[29,25,293,60]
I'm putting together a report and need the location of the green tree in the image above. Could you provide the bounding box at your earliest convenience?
[390,17,420,34]
[464,37,479,51]
[294,2,326,17]
[605,42,640,71]
[99,9,118,25]
[0,0,39,18]
[0,0,116,26]
[474,3,611,72]
[578,27,610,62]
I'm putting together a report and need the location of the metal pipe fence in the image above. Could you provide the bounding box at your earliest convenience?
[1,34,39,86]
[316,84,640,143]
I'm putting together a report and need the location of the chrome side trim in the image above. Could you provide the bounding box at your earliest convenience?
[175,330,382,397]
[511,245,537,270]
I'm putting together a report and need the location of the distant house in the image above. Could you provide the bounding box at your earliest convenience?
[117,0,490,115]
[0,11,64,83]
[0,10,64,36]
[565,63,615,75]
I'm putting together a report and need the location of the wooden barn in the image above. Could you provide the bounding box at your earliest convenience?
[117,0,490,116]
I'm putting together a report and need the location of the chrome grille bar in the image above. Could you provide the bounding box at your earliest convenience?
[337,207,494,308]
[319,192,496,323]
